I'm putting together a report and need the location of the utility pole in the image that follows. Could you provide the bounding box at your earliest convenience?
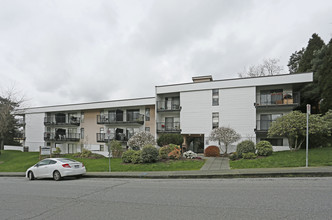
[306,104,310,167]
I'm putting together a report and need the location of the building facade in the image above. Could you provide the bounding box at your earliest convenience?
[19,73,313,154]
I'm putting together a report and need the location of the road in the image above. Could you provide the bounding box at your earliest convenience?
[0,177,331,220]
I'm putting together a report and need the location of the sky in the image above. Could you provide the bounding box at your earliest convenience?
[0,0,332,108]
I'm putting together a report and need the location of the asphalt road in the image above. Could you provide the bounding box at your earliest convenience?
[1,177,332,220]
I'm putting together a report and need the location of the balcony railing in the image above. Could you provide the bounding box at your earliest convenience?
[255,92,300,107]
[14,132,25,140]
[97,113,144,125]
[44,116,80,126]
[156,122,181,133]
[255,120,276,133]
[157,101,181,112]
[44,132,80,142]
[96,133,131,143]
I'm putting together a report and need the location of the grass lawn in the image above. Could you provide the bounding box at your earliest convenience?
[230,147,332,169]
[0,150,205,172]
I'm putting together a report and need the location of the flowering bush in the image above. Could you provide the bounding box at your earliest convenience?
[183,150,197,159]
[168,145,181,160]
[159,145,172,159]
[204,145,220,157]
[127,131,156,150]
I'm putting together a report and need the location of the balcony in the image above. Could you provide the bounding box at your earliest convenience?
[14,132,25,140]
[254,120,276,133]
[157,101,181,112]
[255,92,300,108]
[96,113,144,125]
[44,132,80,142]
[44,116,80,126]
[96,133,130,143]
[156,122,181,133]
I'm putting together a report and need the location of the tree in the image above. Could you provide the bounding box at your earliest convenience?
[313,38,332,113]
[287,48,305,74]
[127,131,155,150]
[0,90,24,154]
[238,58,284,78]
[268,111,331,151]
[209,127,241,154]
[291,33,326,114]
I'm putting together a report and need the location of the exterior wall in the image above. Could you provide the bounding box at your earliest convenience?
[25,113,45,152]
[81,109,103,151]
[145,105,155,137]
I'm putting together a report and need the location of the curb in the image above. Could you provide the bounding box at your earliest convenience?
[2,171,332,179]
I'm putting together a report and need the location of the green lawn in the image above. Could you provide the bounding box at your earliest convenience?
[0,150,205,172]
[230,147,332,169]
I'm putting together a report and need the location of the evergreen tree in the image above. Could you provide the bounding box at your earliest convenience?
[287,48,304,73]
[292,33,325,113]
[313,38,332,113]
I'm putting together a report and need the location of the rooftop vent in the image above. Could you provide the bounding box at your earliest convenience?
[192,75,213,83]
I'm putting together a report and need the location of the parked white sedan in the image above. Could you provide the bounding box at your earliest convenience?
[26,158,86,181]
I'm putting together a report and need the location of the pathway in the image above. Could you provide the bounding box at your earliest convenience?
[200,157,230,171]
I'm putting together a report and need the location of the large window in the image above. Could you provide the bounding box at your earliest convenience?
[212,112,219,129]
[212,89,219,106]
[260,114,282,130]
[260,89,283,105]
[261,138,283,146]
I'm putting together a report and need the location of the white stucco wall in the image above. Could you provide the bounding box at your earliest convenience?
[25,113,45,152]
[180,86,256,152]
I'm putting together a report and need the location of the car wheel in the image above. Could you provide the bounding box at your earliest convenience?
[28,171,35,180]
[53,171,61,181]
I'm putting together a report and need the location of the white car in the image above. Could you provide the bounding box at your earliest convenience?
[26,158,86,181]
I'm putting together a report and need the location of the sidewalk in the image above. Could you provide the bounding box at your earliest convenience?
[1,166,332,179]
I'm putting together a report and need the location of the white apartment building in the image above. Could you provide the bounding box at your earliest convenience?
[19,72,313,154]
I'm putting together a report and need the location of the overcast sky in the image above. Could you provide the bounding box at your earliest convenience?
[1,0,331,108]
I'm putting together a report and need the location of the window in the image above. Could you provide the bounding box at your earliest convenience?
[81,112,84,123]
[212,112,219,129]
[100,145,104,151]
[260,89,283,105]
[145,108,150,121]
[261,138,283,146]
[80,128,84,139]
[212,89,219,106]
[145,127,150,132]
[260,114,282,130]
[46,142,51,146]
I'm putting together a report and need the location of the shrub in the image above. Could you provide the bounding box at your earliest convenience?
[122,149,135,163]
[168,146,181,160]
[204,145,220,157]
[80,148,92,158]
[157,134,184,146]
[242,152,257,159]
[53,147,61,155]
[109,140,123,158]
[131,150,142,164]
[256,141,273,156]
[183,150,197,159]
[236,140,255,158]
[127,131,155,150]
[159,146,172,159]
[141,145,159,163]
[229,152,238,161]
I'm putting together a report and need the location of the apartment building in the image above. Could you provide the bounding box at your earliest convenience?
[19,72,313,154]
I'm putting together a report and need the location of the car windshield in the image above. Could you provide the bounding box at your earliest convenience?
[57,158,78,163]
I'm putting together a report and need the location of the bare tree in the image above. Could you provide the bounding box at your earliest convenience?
[0,88,25,154]
[238,58,284,78]
[209,127,241,154]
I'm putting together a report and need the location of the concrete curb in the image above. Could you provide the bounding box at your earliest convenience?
[1,168,332,179]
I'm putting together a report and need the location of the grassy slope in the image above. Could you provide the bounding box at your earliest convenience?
[230,147,332,169]
[0,150,205,172]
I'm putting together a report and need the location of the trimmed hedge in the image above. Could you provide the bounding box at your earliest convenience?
[256,141,273,156]
[242,152,257,159]
[204,145,220,157]
[131,150,142,164]
[122,150,135,163]
[157,134,183,146]
[236,140,255,158]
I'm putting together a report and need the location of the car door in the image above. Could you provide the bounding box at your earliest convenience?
[34,159,51,178]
